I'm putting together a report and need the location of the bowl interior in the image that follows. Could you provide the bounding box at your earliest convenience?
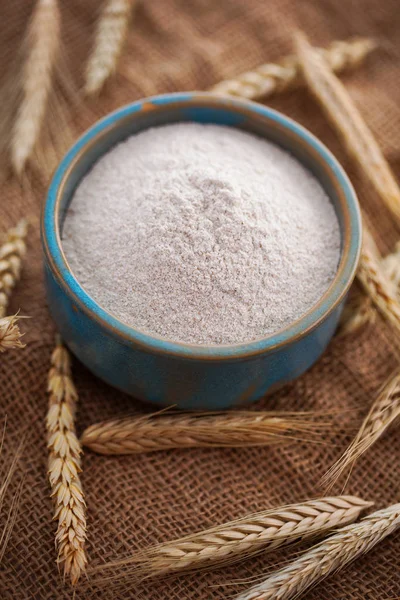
[44,92,361,359]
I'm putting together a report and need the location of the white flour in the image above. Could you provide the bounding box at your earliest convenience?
[62,123,341,345]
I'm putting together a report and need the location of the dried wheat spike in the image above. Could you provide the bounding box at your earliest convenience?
[236,503,400,600]
[81,411,327,455]
[337,291,375,337]
[381,241,400,294]
[11,0,61,176]
[337,240,400,338]
[211,37,376,99]
[0,220,29,318]
[322,372,400,488]
[357,227,400,342]
[91,496,372,581]
[0,315,25,353]
[295,33,400,225]
[84,0,137,96]
[47,339,87,585]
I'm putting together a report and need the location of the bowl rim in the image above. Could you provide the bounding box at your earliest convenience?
[42,91,362,361]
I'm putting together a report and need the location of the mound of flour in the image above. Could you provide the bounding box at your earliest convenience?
[62,123,340,345]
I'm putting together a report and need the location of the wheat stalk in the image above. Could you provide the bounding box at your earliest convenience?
[84,0,137,96]
[11,0,61,176]
[91,496,372,582]
[0,422,24,513]
[0,422,25,562]
[0,315,25,353]
[211,38,376,100]
[81,411,326,455]
[322,372,400,488]
[0,219,29,318]
[295,32,400,225]
[236,503,400,600]
[46,339,87,586]
[0,476,24,563]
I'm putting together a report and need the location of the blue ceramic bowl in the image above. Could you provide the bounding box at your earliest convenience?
[42,92,361,410]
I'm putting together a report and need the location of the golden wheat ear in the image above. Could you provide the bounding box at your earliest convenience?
[381,241,400,293]
[322,371,400,489]
[357,226,400,344]
[0,219,29,319]
[295,32,400,226]
[81,410,328,454]
[235,503,400,600]
[11,0,61,177]
[84,0,138,96]
[46,339,87,586]
[336,288,375,337]
[89,496,372,584]
[0,315,25,353]
[211,37,376,100]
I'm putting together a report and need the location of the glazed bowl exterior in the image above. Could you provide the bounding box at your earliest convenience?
[42,92,361,410]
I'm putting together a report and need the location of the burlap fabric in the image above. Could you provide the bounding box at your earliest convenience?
[1,1,400,598]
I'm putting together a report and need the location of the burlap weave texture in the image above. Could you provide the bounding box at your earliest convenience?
[1,1,400,598]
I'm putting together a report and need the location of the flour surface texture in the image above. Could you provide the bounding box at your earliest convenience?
[62,123,341,345]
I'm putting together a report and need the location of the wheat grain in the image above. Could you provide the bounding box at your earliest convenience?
[84,0,137,96]
[295,33,400,225]
[46,339,87,586]
[0,219,28,318]
[322,372,400,488]
[236,503,400,600]
[11,0,61,176]
[211,38,376,100]
[91,496,372,581]
[81,411,326,455]
[0,315,25,353]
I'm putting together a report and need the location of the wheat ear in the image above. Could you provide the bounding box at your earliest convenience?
[236,503,400,600]
[91,496,372,581]
[11,0,61,176]
[356,226,400,342]
[295,32,400,225]
[337,241,400,337]
[84,0,137,96]
[46,339,87,585]
[81,411,326,455]
[322,372,400,488]
[0,219,29,319]
[0,315,25,353]
[337,291,375,337]
[381,241,400,294]
[211,37,376,100]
